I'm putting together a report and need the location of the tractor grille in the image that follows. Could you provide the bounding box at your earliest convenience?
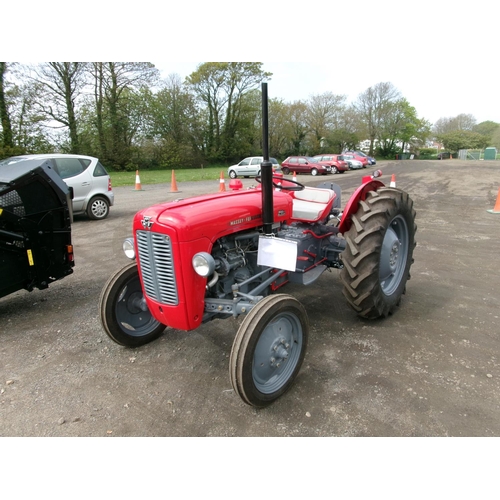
[136,230,178,305]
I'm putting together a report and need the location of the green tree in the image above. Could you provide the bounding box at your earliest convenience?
[473,120,500,143]
[0,62,14,152]
[490,127,500,150]
[285,101,309,155]
[145,73,208,167]
[90,62,160,170]
[355,82,401,156]
[27,62,88,153]
[305,92,347,152]
[376,99,431,157]
[320,104,361,153]
[433,113,477,136]
[186,62,271,162]
[436,130,489,152]
[268,98,294,159]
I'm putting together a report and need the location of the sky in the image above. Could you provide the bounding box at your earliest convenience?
[151,60,499,125]
[4,0,499,127]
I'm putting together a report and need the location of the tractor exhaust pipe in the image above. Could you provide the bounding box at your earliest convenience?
[261,82,274,234]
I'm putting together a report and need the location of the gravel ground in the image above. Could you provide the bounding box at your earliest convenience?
[1,159,500,438]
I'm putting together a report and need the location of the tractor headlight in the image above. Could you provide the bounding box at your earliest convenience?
[192,252,215,277]
[123,238,135,259]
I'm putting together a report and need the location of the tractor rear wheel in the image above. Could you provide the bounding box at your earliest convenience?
[99,263,166,347]
[340,187,416,319]
[229,294,308,407]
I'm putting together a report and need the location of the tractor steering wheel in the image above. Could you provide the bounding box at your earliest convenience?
[255,175,305,192]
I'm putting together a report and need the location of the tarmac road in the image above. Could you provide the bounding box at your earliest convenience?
[1,160,500,437]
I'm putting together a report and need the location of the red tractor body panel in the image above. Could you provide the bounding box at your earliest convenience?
[338,179,384,234]
[132,188,293,331]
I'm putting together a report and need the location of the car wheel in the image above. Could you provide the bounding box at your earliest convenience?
[332,166,338,174]
[229,170,237,179]
[282,167,290,175]
[87,195,110,220]
[311,168,318,176]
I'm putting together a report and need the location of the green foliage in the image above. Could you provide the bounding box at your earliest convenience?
[2,63,498,168]
[436,130,489,152]
[473,121,500,145]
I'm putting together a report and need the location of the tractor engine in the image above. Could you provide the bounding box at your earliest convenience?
[204,218,346,311]
[277,221,345,274]
[206,231,261,298]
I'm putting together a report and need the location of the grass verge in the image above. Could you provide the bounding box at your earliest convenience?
[109,166,227,187]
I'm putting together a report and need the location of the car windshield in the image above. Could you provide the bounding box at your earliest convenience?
[306,157,320,163]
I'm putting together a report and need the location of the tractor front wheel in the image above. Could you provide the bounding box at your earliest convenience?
[340,187,417,319]
[99,263,166,347]
[229,294,308,407]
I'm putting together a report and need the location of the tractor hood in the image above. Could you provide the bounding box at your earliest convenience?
[132,188,293,242]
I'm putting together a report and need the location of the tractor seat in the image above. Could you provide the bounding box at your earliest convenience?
[291,187,335,221]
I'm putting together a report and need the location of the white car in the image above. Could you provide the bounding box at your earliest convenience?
[0,154,114,220]
[342,155,364,170]
[228,156,280,179]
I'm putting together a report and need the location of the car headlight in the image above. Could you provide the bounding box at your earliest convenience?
[192,252,215,277]
[123,238,135,259]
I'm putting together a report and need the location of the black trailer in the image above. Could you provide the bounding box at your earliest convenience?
[0,159,75,299]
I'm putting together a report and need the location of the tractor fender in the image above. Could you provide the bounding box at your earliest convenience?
[338,180,385,234]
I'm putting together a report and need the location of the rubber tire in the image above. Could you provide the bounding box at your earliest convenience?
[229,170,237,179]
[340,187,417,319]
[311,168,318,176]
[229,294,308,408]
[87,195,110,220]
[282,167,290,175]
[99,263,166,347]
[332,166,338,174]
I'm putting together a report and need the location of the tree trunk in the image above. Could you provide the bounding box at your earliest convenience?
[0,62,13,149]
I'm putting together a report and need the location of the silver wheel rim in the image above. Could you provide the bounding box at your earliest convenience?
[379,214,409,295]
[252,312,303,394]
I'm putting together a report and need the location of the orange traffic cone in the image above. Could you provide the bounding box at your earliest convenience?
[134,170,142,191]
[390,174,396,188]
[487,187,500,214]
[219,171,226,192]
[293,171,297,182]
[170,170,179,193]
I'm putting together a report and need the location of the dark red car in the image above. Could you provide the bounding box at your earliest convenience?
[281,156,331,176]
[313,154,349,174]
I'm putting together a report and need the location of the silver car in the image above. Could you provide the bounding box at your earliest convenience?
[342,155,364,170]
[228,156,280,179]
[0,154,114,220]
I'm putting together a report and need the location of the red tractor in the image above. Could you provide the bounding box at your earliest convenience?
[99,84,416,408]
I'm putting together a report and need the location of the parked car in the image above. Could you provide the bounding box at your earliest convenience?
[341,151,369,167]
[344,150,377,165]
[0,154,114,220]
[342,155,364,169]
[313,154,349,174]
[281,156,331,176]
[228,156,280,178]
